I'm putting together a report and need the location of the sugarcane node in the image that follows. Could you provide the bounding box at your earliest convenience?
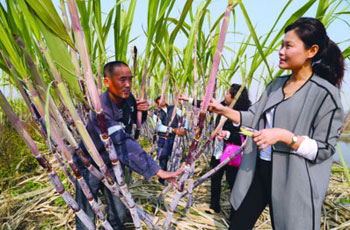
[178,186,184,193]
[96,113,108,132]
[111,159,119,164]
[107,177,115,186]
[101,133,109,140]
[36,156,50,169]
[71,167,81,177]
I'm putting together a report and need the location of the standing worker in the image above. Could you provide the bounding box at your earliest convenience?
[153,96,187,185]
[74,61,183,229]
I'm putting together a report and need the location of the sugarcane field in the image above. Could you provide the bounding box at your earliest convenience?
[1,0,350,229]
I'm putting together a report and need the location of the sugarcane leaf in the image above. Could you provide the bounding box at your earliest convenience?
[182,1,205,87]
[237,0,272,79]
[336,11,350,14]
[343,46,350,59]
[0,19,26,77]
[77,0,94,56]
[38,18,85,101]
[264,0,317,56]
[25,0,75,48]
[102,7,115,43]
[239,126,255,137]
[337,143,350,186]
[121,0,137,60]
[261,0,292,48]
[114,0,137,62]
[167,18,190,37]
[169,0,193,44]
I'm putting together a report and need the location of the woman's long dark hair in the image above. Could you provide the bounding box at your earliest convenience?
[229,84,251,111]
[285,17,344,88]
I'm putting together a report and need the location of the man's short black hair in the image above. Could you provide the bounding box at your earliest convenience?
[103,61,129,78]
[155,96,161,103]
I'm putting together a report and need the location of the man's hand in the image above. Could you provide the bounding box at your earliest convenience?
[136,98,149,112]
[178,94,190,102]
[156,164,185,188]
[217,130,228,142]
[173,128,186,136]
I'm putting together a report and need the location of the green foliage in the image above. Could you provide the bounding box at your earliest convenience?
[0,122,40,178]
[139,137,151,149]
[0,99,43,181]
[9,179,45,195]
[52,197,65,207]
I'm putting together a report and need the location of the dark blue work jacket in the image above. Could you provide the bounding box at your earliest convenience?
[74,90,159,180]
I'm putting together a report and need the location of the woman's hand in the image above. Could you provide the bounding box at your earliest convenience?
[208,98,226,114]
[217,130,228,142]
[178,94,190,102]
[253,128,286,150]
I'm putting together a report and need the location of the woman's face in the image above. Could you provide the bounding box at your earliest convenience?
[279,29,313,71]
[224,91,233,105]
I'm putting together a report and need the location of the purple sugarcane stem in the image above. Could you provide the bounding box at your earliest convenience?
[201,1,233,111]
[67,0,101,113]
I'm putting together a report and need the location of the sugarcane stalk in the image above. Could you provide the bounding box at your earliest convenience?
[182,142,246,198]
[132,46,141,139]
[66,1,145,228]
[59,0,91,112]
[6,49,113,229]
[0,89,95,230]
[48,122,113,229]
[162,163,191,229]
[150,69,169,155]
[156,95,180,160]
[167,101,188,172]
[25,70,155,228]
[136,61,149,141]
[163,2,234,228]
[19,37,151,228]
[184,163,196,213]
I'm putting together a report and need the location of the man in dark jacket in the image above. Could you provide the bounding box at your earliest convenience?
[74,61,182,229]
[153,96,187,185]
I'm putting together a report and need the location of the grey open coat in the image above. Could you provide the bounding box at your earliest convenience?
[231,74,344,230]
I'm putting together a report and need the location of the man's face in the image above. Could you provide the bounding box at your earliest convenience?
[156,98,166,107]
[104,65,133,99]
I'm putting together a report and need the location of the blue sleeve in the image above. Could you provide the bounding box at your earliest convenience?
[153,114,172,133]
[110,129,160,180]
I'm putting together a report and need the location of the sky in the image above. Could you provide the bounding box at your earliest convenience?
[77,0,350,110]
[1,0,350,111]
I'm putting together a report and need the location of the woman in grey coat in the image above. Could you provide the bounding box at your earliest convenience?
[209,17,345,229]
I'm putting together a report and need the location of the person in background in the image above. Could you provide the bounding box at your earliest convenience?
[153,96,187,185]
[208,17,345,229]
[179,84,251,213]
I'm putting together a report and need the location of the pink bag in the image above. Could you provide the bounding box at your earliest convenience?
[220,135,244,167]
